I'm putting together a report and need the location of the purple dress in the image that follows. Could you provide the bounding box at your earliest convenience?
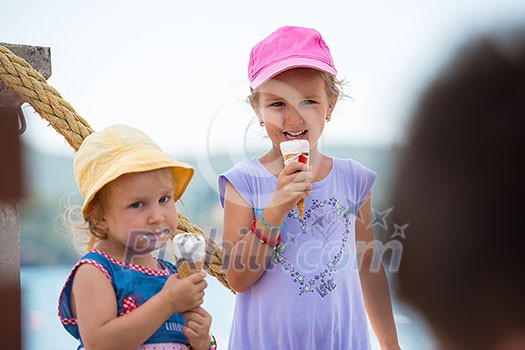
[219,157,376,349]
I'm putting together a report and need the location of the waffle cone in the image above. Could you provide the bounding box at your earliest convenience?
[176,260,204,279]
[298,199,305,220]
[283,153,308,220]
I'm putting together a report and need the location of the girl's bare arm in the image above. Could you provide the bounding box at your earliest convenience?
[356,193,400,350]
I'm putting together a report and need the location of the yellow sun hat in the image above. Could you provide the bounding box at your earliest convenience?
[74,124,194,218]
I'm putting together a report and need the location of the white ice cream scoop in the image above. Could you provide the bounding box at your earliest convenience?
[172,232,206,262]
[280,140,310,166]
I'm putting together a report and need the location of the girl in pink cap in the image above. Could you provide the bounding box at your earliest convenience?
[219,26,400,349]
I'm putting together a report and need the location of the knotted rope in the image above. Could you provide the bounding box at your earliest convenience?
[0,44,232,292]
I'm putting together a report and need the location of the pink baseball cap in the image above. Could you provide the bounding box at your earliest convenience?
[248,25,337,89]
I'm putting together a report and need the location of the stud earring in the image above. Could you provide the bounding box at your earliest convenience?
[325,116,331,122]
[260,121,265,127]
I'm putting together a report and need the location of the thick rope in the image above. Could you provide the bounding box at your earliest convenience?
[0,44,233,292]
[0,45,93,149]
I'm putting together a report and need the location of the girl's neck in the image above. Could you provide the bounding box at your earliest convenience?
[96,240,161,270]
[259,145,332,182]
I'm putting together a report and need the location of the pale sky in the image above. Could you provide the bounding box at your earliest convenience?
[3,0,525,159]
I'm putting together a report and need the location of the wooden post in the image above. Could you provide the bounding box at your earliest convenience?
[0,42,51,350]
[0,107,22,349]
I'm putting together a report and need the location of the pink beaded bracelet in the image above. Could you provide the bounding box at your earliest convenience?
[250,219,281,248]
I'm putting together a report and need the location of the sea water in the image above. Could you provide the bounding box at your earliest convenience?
[21,266,436,349]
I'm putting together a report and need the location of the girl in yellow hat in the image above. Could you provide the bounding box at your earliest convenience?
[58,124,215,350]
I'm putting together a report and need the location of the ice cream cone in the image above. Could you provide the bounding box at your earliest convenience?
[297,200,305,220]
[280,140,310,220]
[172,233,206,278]
[176,260,204,279]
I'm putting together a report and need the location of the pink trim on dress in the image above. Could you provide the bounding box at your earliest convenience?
[78,344,190,350]
[138,343,191,350]
[91,249,170,276]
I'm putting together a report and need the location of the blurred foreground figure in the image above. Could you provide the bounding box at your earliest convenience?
[393,27,525,350]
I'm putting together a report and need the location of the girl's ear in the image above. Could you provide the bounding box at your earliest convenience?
[97,218,108,231]
[327,90,339,117]
[93,213,109,232]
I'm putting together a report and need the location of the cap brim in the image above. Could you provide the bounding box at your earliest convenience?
[250,57,337,89]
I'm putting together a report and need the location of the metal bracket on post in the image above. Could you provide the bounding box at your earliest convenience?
[17,107,27,135]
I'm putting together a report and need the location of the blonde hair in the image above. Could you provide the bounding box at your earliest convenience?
[62,184,111,254]
[319,71,346,102]
[82,183,111,250]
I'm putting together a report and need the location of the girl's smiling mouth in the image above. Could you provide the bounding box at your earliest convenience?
[284,130,307,139]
